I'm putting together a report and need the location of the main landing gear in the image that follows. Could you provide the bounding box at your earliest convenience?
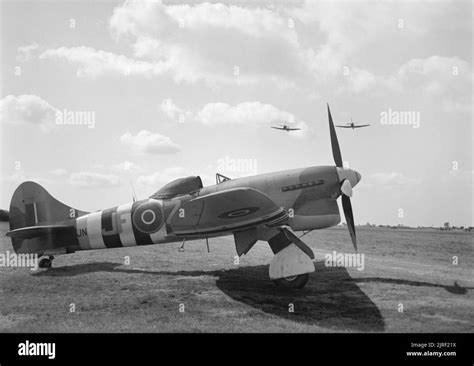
[269,243,314,289]
[273,273,309,289]
[39,256,54,269]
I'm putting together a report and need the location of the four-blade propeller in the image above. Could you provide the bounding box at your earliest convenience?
[327,104,358,252]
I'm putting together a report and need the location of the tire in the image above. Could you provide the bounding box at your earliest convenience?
[39,258,52,269]
[272,273,309,289]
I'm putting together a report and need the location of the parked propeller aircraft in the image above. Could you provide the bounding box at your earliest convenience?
[271,124,301,132]
[336,118,370,130]
[7,104,361,289]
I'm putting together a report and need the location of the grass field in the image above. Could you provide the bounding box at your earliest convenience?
[0,221,472,332]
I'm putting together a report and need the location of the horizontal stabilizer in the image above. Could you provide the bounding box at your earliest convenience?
[6,225,75,240]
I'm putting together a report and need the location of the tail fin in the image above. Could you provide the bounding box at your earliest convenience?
[8,181,89,254]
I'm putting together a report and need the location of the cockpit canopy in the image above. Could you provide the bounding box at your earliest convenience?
[150,176,203,200]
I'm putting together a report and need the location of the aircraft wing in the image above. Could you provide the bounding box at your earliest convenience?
[354,124,370,128]
[6,225,75,240]
[287,127,301,131]
[271,126,284,130]
[169,188,287,236]
[336,125,353,128]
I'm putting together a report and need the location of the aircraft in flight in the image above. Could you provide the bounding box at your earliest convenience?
[336,118,370,130]
[7,104,361,289]
[271,124,301,132]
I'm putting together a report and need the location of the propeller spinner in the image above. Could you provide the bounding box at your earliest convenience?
[327,104,361,252]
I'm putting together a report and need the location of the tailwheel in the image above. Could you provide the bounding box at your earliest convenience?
[39,256,54,269]
[272,273,309,289]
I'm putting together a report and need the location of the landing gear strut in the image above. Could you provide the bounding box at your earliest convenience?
[273,273,309,289]
[39,256,54,269]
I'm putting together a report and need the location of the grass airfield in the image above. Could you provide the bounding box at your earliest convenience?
[0,221,472,332]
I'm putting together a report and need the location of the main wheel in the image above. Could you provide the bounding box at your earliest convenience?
[272,273,309,289]
[39,257,52,269]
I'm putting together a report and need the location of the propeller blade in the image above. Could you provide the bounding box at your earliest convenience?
[328,103,343,167]
[341,179,353,197]
[342,195,357,252]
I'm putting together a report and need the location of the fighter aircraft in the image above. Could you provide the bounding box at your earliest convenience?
[271,124,301,132]
[336,118,370,130]
[7,104,361,289]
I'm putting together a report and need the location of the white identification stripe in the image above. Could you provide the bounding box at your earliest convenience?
[76,215,90,250]
[87,211,106,249]
[149,199,167,243]
[117,202,136,247]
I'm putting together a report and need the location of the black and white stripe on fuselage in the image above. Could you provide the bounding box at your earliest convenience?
[74,199,172,250]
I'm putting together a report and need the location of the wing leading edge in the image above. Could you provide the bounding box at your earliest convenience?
[169,188,288,236]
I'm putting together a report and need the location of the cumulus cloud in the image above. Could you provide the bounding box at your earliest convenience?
[68,172,120,188]
[160,98,187,119]
[37,0,472,98]
[38,0,308,86]
[397,56,472,105]
[367,172,421,187]
[1,171,52,186]
[120,130,181,154]
[110,161,144,174]
[136,167,186,187]
[17,42,39,62]
[39,46,169,78]
[196,102,288,126]
[160,99,309,137]
[0,94,58,132]
[50,169,68,177]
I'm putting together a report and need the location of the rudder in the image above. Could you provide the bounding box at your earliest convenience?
[9,181,89,253]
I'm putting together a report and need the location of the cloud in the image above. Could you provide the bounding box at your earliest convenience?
[345,68,377,93]
[160,98,186,119]
[196,102,290,126]
[335,55,472,99]
[37,0,472,100]
[136,167,186,187]
[367,172,421,187]
[17,42,39,62]
[50,169,68,177]
[0,94,58,132]
[68,172,120,188]
[40,46,168,78]
[120,130,181,154]
[1,171,52,186]
[109,161,144,174]
[397,56,472,107]
[39,1,308,86]
[161,99,309,137]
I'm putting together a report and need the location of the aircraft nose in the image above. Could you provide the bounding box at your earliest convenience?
[355,171,361,184]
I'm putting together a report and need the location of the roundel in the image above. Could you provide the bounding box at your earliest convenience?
[218,207,259,219]
[132,200,164,234]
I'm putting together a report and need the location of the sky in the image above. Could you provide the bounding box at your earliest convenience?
[0,0,472,227]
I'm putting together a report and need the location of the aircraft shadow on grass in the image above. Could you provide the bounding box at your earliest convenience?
[353,278,471,295]
[33,261,385,331]
[32,261,471,331]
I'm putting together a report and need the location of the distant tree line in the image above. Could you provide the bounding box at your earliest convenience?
[0,209,9,221]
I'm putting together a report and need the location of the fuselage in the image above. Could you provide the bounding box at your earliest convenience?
[60,165,359,254]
